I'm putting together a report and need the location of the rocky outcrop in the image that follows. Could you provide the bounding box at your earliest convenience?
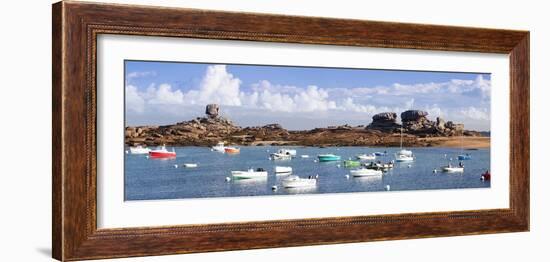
[400,110,435,134]
[126,105,478,147]
[367,112,401,132]
[205,104,220,118]
[398,110,464,136]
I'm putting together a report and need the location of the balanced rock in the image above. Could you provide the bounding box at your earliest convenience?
[367,112,401,132]
[401,110,437,134]
[205,104,220,118]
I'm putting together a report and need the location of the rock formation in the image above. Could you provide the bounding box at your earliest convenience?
[398,110,464,136]
[367,112,401,132]
[125,105,478,147]
[205,104,220,118]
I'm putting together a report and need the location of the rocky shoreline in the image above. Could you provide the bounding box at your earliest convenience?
[125,104,488,148]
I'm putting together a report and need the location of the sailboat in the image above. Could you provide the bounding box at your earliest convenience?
[395,128,414,162]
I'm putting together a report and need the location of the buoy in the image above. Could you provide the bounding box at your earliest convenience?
[145,155,149,159]
[449,157,453,161]
[385,185,391,191]
[345,175,350,179]
[271,185,278,191]
[125,150,129,154]
[407,164,412,168]
[433,169,437,173]
[315,174,319,179]
[313,160,318,163]
[225,177,231,182]
[337,164,341,168]
[174,164,178,168]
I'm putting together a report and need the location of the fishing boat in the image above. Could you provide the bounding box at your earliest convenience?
[231,168,268,179]
[281,175,317,188]
[224,146,240,154]
[364,161,394,170]
[317,154,341,162]
[480,170,491,181]
[270,153,292,160]
[350,168,383,177]
[356,154,376,160]
[148,145,176,158]
[275,166,292,174]
[211,142,226,152]
[276,148,297,156]
[343,160,361,167]
[458,154,472,160]
[183,163,198,168]
[441,163,464,173]
[129,145,151,154]
[374,151,387,156]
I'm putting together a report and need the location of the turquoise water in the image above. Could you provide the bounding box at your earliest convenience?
[124,146,490,201]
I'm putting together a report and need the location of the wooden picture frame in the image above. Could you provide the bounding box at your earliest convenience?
[52,1,529,261]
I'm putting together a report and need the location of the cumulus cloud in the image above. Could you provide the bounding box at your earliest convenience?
[126,71,156,80]
[125,65,491,130]
[125,85,145,113]
[147,84,184,105]
[459,106,490,120]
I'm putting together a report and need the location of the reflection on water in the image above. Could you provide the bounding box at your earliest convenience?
[283,186,318,194]
[125,146,490,201]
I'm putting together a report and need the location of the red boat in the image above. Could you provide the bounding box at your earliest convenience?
[480,170,491,181]
[148,145,176,158]
[224,146,240,154]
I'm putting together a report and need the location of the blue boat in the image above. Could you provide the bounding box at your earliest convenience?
[317,154,341,162]
[458,154,472,160]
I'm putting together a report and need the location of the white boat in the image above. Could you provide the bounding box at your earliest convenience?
[276,148,297,156]
[441,165,464,173]
[356,154,376,160]
[183,163,198,168]
[270,153,292,160]
[395,154,414,162]
[282,175,317,188]
[398,149,413,156]
[129,145,151,154]
[211,142,226,152]
[275,166,292,173]
[300,155,310,158]
[395,128,414,162]
[231,168,268,179]
[350,168,383,177]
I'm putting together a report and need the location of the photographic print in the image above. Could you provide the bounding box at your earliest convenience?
[124,61,491,201]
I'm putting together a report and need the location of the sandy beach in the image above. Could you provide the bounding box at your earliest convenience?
[420,136,490,148]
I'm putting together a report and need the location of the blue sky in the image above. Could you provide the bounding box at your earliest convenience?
[125,61,491,131]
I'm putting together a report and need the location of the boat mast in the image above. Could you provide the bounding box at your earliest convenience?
[400,127,403,149]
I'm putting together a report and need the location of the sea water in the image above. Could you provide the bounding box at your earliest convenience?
[124,146,490,201]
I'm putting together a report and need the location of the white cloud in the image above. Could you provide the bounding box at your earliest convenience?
[459,106,490,120]
[147,84,184,105]
[125,85,145,113]
[125,66,491,130]
[195,65,242,106]
[126,71,156,79]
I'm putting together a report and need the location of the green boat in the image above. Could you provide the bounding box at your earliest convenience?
[343,160,361,167]
[317,154,341,162]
